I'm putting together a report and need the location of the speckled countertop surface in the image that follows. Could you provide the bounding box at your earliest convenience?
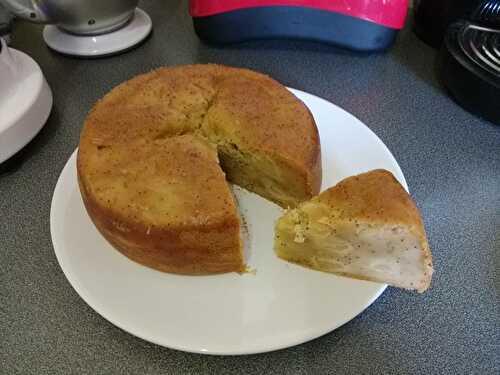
[1,1,499,374]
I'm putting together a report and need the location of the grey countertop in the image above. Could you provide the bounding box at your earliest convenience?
[2,1,499,374]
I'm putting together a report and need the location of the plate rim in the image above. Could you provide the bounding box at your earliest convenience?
[51,87,407,355]
[289,88,408,192]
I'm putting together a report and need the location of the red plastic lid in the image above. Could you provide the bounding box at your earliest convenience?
[190,0,408,29]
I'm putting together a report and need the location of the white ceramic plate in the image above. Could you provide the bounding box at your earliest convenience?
[51,88,407,355]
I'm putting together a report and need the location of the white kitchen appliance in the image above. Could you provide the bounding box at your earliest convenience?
[0,38,52,163]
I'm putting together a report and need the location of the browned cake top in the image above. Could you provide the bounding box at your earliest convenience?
[201,67,319,172]
[315,169,425,231]
[81,64,319,174]
[78,64,321,228]
[78,134,238,228]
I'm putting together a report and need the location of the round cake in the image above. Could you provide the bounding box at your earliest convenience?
[77,64,321,274]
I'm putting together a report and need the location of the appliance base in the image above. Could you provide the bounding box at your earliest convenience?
[42,8,152,57]
[193,6,399,51]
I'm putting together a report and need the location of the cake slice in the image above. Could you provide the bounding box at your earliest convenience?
[199,69,321,208]
[274,169,433,292]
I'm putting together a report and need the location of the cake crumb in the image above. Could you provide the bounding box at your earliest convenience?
[242,266,257,275]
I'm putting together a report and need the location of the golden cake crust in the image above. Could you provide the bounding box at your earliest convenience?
[317,170,427,229]
[77,64,321,274]
[78,135,244,274]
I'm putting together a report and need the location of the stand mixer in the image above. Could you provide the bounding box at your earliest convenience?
[0,37,52,163]
[0,0,152,57]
